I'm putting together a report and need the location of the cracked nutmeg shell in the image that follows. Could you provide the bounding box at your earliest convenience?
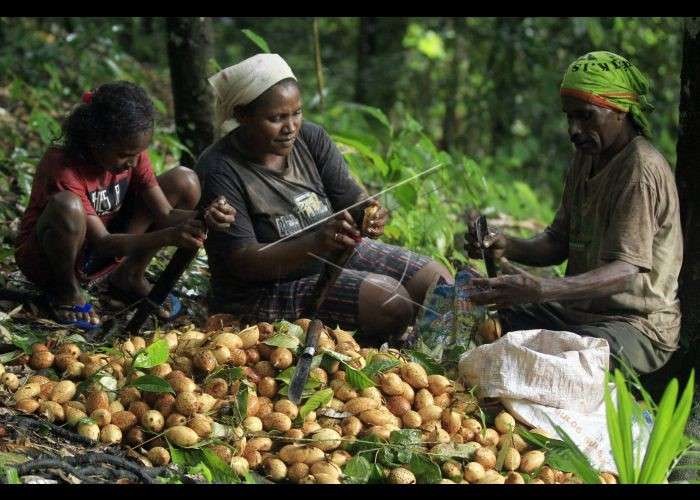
[477,316,502,343]
[362,204,379,235]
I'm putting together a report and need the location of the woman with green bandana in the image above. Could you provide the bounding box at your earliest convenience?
[465,51,682,374]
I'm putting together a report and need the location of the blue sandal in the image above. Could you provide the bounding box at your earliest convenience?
[107,285,183,321]
[52,303,102,331]
[159,293,183,320]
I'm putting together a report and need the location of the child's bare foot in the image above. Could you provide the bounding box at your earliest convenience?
[108,267,180,319]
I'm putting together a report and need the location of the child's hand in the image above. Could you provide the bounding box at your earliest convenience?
[204,196,236,230]
[170,219,207,249]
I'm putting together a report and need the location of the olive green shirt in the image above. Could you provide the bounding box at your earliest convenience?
[546,136,683,351]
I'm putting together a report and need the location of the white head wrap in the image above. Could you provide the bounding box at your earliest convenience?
[208,53,296,138]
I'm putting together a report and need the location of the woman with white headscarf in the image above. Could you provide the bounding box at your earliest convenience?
[195,54,453,343]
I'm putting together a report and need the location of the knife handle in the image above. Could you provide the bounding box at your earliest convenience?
[303,319,324,356]
[476,215,498,278]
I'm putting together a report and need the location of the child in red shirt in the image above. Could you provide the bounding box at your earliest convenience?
[15,81,235,329]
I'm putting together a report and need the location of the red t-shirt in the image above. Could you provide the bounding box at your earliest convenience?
[17,147,158,246]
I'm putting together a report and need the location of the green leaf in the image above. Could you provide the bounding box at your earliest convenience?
[129,375,174,394]
[0,350,22,364]
[369,463,385,483]
[5,467,20,484]
[241,29,271,53]
[409,454,442,484]
[517,426,553,449]
[168,443,192,466]
[207,366,244,385]
[275,366,296,385]
[245,471,263,484]
[274,320,305,341]
[346,434,384,455]
[332,134,390,176]
[278,383,318,399]
[299,388,334,420]
[638,374,679,482]
[363,357,400,379]
[187,462,213,483]
[604,374,627,481]
[262,333,300,350]
[644,370,695,483]
[396,449,413,464]
[495,432,511,471]
[339,102,392,130]
[548,422,602,484]
[405,350,444,376]
[275,366,321,393]
[379,446,401,468]
[77,417,97,427]
[133,339,170,369]
[343,455,373,484]
[614,369,636,481]
[322,349,352,363]
[62,333,87,345]
[344,364,376,390]
[0,452,29,468]
[202,448,241,483]
[8,330,44,354]
[234,387,249,425]
[389,429,422,448]
[416,30,446,60]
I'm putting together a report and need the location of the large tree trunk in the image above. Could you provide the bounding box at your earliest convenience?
[488,17,523,155]
[165,17,215,168]
[669,17,700,483]
[354,17,408,112]
[676,18,700,369]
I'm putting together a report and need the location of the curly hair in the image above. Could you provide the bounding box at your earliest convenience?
[62,81,155,161]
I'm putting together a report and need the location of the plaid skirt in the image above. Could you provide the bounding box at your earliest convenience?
[211,239,432,330]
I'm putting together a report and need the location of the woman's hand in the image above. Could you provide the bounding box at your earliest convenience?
[204,196,236,231]
[469,260,544,308]
[362,200,389,239]
[316,210,361,253]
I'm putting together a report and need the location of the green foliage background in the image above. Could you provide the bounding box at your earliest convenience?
[0,17,683,276]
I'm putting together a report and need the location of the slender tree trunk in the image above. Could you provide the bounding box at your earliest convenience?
[62,17,74,34]
[165,17,215,167]
[354,17,408,112]
[669,17,700,483]
[312,18,325,111]
[118,17,135,53]
[142,17,155,35]
[440,18,465,151]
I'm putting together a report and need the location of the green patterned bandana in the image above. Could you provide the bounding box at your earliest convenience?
[560,51,654,137]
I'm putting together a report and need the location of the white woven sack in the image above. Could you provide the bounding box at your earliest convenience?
[458,329,609,412]
[458,329,621,472]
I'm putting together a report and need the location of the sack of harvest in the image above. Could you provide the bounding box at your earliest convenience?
[458,329,627,473]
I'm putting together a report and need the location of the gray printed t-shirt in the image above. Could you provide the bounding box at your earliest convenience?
[546,136,683,351]
[194,121,366,301]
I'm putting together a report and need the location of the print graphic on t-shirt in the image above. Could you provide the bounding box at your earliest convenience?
[293,191,331,225]
[274,213,303,238]
[272,191,331,238]
[88,178,129,216]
